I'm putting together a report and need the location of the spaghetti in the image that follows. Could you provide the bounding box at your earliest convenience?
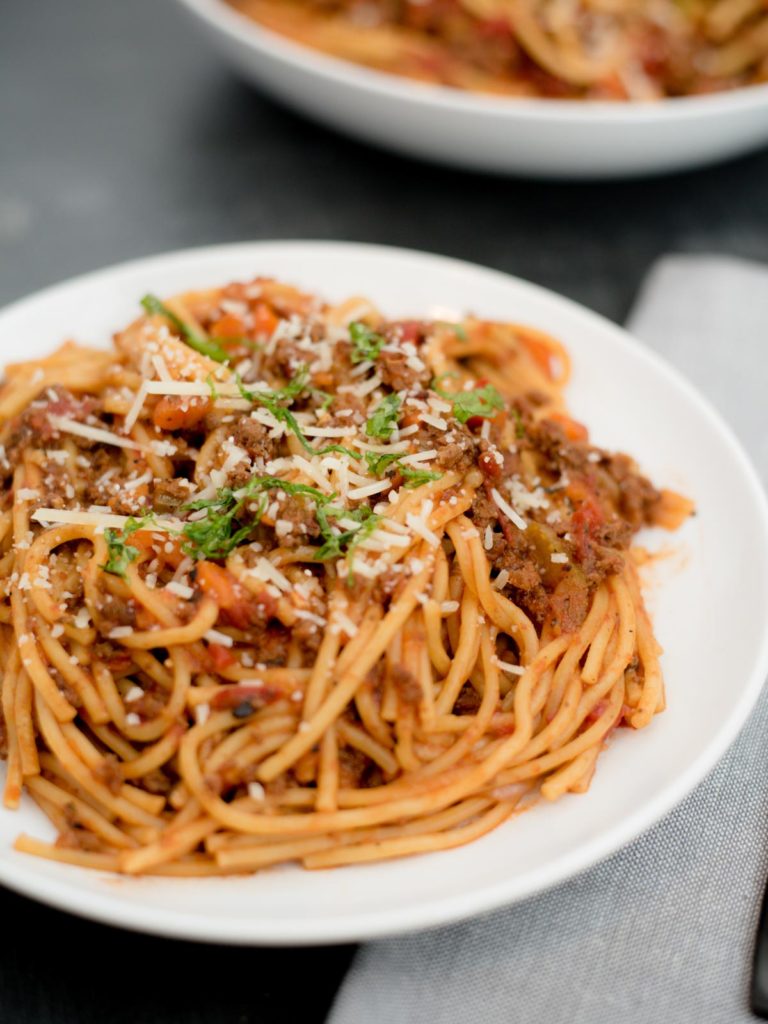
[227,0,768,99]
[0,276,691,876]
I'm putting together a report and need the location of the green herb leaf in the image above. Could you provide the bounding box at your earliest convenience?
[140,294,229,363]
[102,532,139,578]
[205,374,219,401]
[435,321,468,341]
[364,451,403,475]
[342,513,383,584]
[101,514,155,578]
[228,336,262,351]
[314,503,381,576]
[181,473,382,576]
[234,366,309,405]
[182,506,258,561]
[511,407,526,439]
[182,478,267,560]
[400,465,442,489]
[182,476,329,560]
[452,384,504,424]
[236,370,360,460]
[249,476,328,503]
[366,393,401,439]
[312,388,334,411]
[433,379,504,425]
[364,451,442,490]
[349,321,385,364]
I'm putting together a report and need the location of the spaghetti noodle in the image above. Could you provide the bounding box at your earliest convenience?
[0,276,691,875]
[227,0,768,99]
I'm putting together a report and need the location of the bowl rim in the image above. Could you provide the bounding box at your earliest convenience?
[175,0,768,123]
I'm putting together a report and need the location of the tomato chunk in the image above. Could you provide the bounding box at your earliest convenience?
[547,411,589,443]
[152,395,211,431]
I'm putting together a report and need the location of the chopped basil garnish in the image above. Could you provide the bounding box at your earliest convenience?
[101,514,155,578]
[432,376,504,425]
[181,476,379,569]
[365,393,401,439]
[140,294,229,364]
[364,451,441,490]
[349,321,385,364]
[236,370,360,460]
[435,321,468,341]
[400,465,442,489]
[181,476,324,560]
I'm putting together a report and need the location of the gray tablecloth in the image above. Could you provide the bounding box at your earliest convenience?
[328,255,768,1024]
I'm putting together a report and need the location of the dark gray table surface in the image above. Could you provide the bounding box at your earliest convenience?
[2,1,768,1021]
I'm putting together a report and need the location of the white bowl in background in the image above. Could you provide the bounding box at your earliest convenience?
[174,0,768,178]
[1,240,767,943]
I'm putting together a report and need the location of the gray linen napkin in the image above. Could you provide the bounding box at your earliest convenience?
[327,255,768,1024]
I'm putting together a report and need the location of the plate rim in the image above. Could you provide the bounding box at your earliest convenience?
[1,239,767,945]
[174,0,768,124]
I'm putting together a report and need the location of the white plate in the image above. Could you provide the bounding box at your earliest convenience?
[1,241,767,945]
[174,0,768,178]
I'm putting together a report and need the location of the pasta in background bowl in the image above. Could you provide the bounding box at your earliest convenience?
[174,0,768,176]
[227,0,768,100]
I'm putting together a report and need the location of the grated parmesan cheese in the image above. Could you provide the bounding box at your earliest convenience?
[48,414,143,451]
[31,508,179,531]
[495,659,526,676]
[492,569,510,590]
[109,626,134,639]
[347,478,393,500]
[507,476,550,513]
[300,425,351,438]
[420,412,448,431]
[204,628,233,648]
[151,354,173,382]
[247,781,266,802]
[330,610,358,638]
[491,488,527,531]
[73,608,91,630]
[123,471,153,492]
[405,512,440,548]
[247,557,292,592]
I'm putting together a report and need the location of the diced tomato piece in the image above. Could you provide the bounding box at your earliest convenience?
[396,320,423,345]
[566,478,606,562]
[252,301,279,338]
[135,607,156,630]
[547,411,589,443]
[518,335,557,380]
[478,16,512,38]
[196,561,242,607]
[478,450,502,480]
[210,313,246,339]
[195,561,272,630]
[207,643,236,671]
[152,395,211,431]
